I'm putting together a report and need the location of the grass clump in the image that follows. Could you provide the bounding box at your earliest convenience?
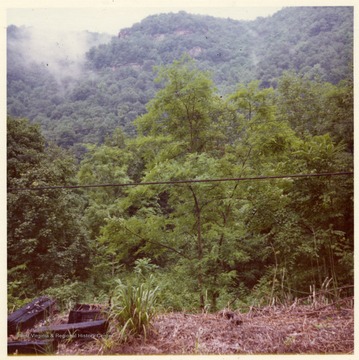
[109,274,159,341]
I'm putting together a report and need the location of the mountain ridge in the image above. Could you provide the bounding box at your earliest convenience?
[7,7,353,150]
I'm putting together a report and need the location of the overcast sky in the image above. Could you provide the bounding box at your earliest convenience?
[5,1,287,35]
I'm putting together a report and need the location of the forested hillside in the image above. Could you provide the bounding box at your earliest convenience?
[7,7,354,353]
[7,7,353,152]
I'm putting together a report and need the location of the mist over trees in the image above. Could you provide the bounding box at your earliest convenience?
[7,7,353,312]
[7,7,353,153]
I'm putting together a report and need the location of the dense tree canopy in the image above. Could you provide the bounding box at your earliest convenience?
[72,59,353,311]
[7,7,353,151]
[7,7,353,312]
[7,117,91,305]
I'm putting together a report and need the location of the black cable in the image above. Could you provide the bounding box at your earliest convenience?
[7,171,353,192]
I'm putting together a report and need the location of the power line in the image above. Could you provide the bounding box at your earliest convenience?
[7,171,353,192]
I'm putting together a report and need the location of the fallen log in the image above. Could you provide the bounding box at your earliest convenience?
[31,319,109,341]
[8,340,57,355]
[8,296,56,335]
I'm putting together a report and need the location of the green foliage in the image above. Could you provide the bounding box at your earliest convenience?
[79,58,352,312]
[134,258,159,277]
[109,275,159,340]
[7,24,353,312]
[7,117,91,300]
[7,7,353,150]
[154,266,200,311]
[276,71,353,150]
[136,55,221,155]
[43,281,90,312]
[7,264,32,313]
[251,7,353,86]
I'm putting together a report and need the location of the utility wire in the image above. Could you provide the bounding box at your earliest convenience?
[8,171,353,192]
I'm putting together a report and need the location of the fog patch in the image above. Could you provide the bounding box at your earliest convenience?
[9,25,112,83]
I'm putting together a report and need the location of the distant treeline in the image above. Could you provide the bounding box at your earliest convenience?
[7,7,353,155]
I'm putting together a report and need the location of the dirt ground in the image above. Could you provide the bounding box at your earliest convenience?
[55,299,354,355]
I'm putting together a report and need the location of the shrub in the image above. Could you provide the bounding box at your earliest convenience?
[43,281,90,312]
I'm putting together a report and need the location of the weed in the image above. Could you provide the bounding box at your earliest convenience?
[109,275,159,340]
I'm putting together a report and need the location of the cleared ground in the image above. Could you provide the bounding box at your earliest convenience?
[56,299,354,355]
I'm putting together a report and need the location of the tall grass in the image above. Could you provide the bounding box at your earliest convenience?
[109,275,159,340]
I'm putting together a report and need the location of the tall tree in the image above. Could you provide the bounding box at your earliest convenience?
[98,60,291,309]
[135,55,223,156]
[82,59,353,310]
[276,70,354,153]
[7,117,90,301]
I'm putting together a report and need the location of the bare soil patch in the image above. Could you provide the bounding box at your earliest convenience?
[56,300,354,355]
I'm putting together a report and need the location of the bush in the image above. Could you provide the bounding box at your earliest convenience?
[43,281,91,312]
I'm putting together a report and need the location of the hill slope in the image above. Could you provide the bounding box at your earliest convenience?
[7,7,353,150]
